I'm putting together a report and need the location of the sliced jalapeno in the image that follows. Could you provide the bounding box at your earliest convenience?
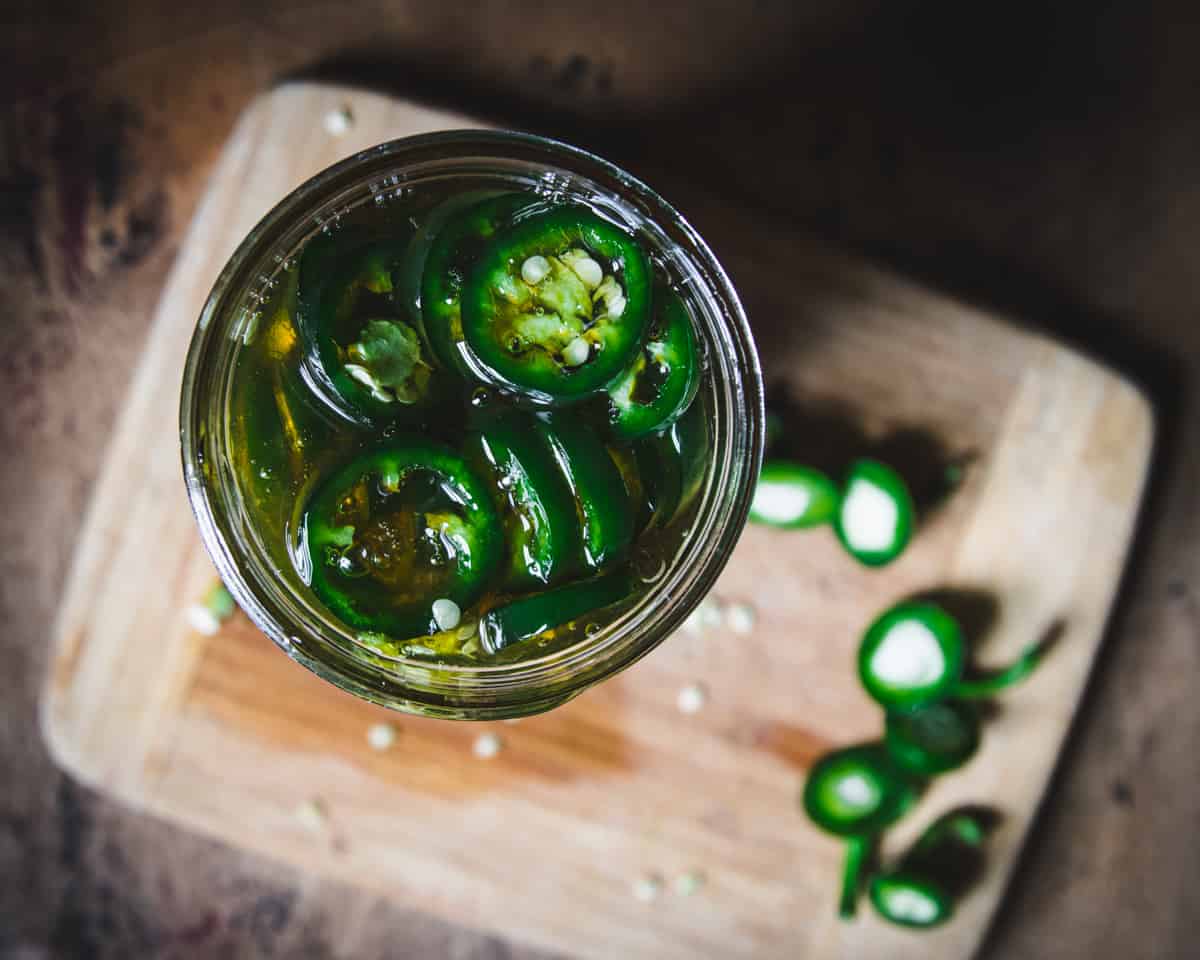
[839,835,873,919]
[858,602,966,711]
[478,569,632,653]
[749,462,840,529]
[869,809,991,929]
[304,443,502,638]
[538,417,634,572]
[607,286,698,438]
[885,700,980,775]
[868,873,953,929]
[393,190,507,325]
[462,205,652,401]
[297,231,437,423]
[463,414,582,591]
[418,193,537,376]
[802,744,915,837]
[860,600,1048,710]
[834,459,915,566]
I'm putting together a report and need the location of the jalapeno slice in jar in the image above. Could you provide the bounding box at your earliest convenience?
[297,231,437,423]
[479,569,633,653]
[537,417,635,571]
[463,414,582,591]
[418,193,538,376]
[304,443,502,638]
[607,285,699,438]
[462,206,652,401]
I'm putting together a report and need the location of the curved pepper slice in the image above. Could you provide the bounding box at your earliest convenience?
[749,461,840,529]
[393,190,506,325]
[537,417,634,571]
[869,873,953,929]
[462,205,652,401]
[885,700,980,775]
[869,809,991,928]
[834,458,915,566]
[297,231,436,423]
[304,443,502,638]
[606,285,698,438]
[418,193,537,376]
[478,569,632,653]
[463,414,582,591]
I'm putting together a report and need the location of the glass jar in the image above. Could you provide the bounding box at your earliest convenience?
[180,131,763,719]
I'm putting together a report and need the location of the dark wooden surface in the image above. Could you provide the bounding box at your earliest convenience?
[1,2,1197,957]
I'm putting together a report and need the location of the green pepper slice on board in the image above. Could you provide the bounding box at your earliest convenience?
[885,700,981,775]
[860,600,1050,710]
[537,417,634,571]
[478,569,632,653]
[418,193,537,376]
[304,443,502,638]
[868,873,953,929]
[839,834,874,919]
[802,744,915,837]
[297,230,436,423]
[858,602,967,711]
[462,205,652,401]
[749,461,840,529]
[606,285,698,438]
[632,395,709,530]
[869,809,991,929]
[834,458,915,566]
[463,414,582,591]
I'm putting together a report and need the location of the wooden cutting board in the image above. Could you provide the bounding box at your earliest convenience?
[42,84,1153,960]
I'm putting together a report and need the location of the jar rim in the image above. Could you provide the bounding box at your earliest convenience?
[181,129,764,718]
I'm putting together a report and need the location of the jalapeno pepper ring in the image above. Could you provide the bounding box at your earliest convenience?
[607,285,698,438]
[304,443,502,638]
[462,206,652,400]
[418,193,537,376]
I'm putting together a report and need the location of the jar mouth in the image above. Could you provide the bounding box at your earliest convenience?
[181,129,764,718]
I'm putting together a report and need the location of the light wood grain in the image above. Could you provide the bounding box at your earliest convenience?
[41,84,1153,960]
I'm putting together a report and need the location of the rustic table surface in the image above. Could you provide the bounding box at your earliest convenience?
[2,3,1198,958]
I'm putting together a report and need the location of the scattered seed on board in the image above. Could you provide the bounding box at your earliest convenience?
[699,599,723,630]
[186,582,235,636]
[295,798,328,832]
[677,683,708,715]
[473,732,503,758]
[366,722,397,751]
[186,604,221,637]
[632,873,664,902]
[725,602,756,635]
[323,106,354,136]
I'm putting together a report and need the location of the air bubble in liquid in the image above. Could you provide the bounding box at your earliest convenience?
[634,545,666,584]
